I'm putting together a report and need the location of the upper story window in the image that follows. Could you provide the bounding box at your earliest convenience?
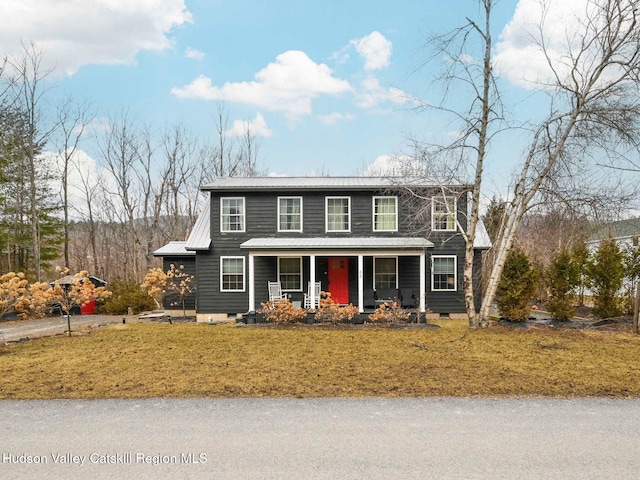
[278,197,302,232]
[326,197,350,232]
[221,197,245,232]
[373,196,398,232]
[432,196,457,231]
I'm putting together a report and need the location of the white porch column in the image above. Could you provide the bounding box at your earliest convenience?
[248,253,255,312]
[358,254,364,313]
[420,252,426,312]
[310,254,316,306]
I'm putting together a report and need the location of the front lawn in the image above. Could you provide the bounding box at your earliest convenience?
[0,320,638,399]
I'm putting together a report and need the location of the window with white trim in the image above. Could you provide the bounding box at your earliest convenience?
[374,257,397,289]
[221,197,245,232]
[373,196,398,232]
[221,256,245,292]
[326,197,350,232]
[432,256,457,291]
[279,257,302,291]
[431,196,456,231]
[278,197,302,232]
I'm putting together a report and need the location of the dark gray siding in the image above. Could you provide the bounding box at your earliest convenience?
[426,235,467,314]
[398,256,421,292]
[192,186,472,315]
[162,257,196,310]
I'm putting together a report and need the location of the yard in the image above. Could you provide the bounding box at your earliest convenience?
[0,320,638,399]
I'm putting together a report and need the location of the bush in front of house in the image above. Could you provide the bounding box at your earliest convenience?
[100,281,156,315]
[315,292,358,324]
[258,299,307,324]
[367,301,410,325]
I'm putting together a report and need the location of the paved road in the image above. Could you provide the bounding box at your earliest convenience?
[1,398,638,479]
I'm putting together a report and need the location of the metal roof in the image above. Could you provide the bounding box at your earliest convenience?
[153,241,196,257]
[185,201,211,250]
[202,176,461,191]
[241,237,434,250]
[473,220,492,249]
[52,274,107,286]
[587,217,640,243]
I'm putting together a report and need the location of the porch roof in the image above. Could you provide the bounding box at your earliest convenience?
[240,237,434,250]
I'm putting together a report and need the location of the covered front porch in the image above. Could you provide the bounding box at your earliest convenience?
[241,237,433,313]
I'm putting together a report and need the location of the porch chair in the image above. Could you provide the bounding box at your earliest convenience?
[400,288,417,308]
[268,281,287,303]
[363,289,376,309]
[304,281,322,309]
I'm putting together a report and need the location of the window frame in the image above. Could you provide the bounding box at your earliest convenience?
[431,255,457,292]
[325,196,351,233]
[220,197,246,233]
[278,256,303,292]
[374,256,398,290]
[372,196,398,232]
[220,256,246,292]
[277,196,303,233]
[431,196,457,232]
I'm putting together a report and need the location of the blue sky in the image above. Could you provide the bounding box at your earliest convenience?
[1,0,581,196]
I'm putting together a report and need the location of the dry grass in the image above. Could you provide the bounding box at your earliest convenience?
[1,320,639,399]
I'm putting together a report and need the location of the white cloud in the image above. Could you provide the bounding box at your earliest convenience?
[0,0,192,75]
[317,112,355,125]
[355,76,408,110]
[185,47,205,61]
[494,0,597,89]
[351,31,392,71]
[172,50,351,120]
[225,113,272,138]
[363,154,425,177]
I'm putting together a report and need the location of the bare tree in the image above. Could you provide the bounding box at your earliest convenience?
[411,0,503,328]
[196,102,264,185]
[159,123,200,240]
[55,96,93,268]
[97,110,144,281]
[479,0,640,325]
[411,0,640,328]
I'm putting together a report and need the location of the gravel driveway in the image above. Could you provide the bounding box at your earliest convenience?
[0,314,154,343]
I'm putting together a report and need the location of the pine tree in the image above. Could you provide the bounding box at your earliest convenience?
[546,249,580,321]
[496,246,539,322]
[571,240,590,307]
[587,238,624,318]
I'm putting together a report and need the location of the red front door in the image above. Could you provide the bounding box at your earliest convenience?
[328,257,349,304]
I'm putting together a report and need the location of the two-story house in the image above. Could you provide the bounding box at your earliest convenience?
[155,176,491,322]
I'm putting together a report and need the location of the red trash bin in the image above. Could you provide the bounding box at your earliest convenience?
[81,298,96,315]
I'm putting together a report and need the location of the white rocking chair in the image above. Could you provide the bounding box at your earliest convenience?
[268,281,287,303]
[304,281,321,309]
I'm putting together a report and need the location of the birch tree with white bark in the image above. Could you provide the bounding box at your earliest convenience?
[413,0,640,328]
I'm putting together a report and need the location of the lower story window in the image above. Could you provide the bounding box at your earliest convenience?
[221,256,245,292]
[374,257,397,289]
[279,257,302,291]
[432,256,456,291]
